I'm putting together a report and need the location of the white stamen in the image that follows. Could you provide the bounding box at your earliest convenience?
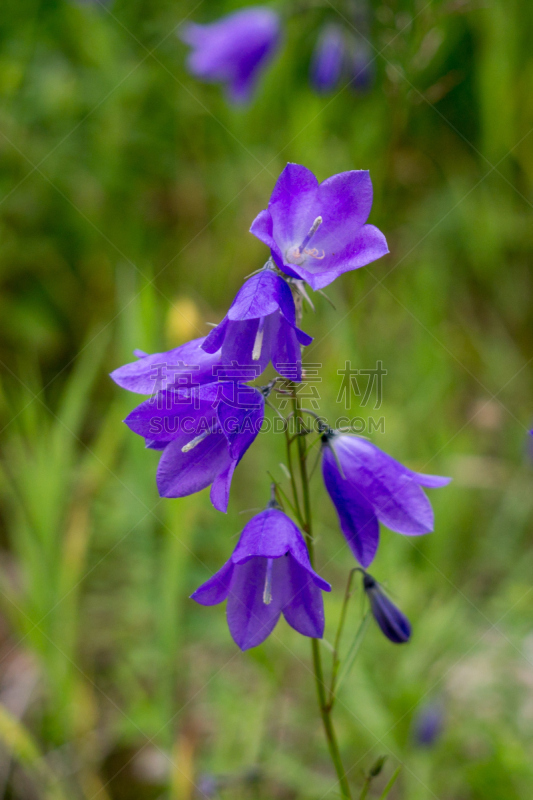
[263,558,274,605]
[252,317,266,361]
[181,429,210,453]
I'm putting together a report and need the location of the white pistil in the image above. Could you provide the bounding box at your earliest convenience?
[300,215,323,251]
[181,429,210,453]
[252,317,266,361]
[263,558,274,605]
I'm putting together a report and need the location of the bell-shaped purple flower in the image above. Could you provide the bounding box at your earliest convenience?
[321,433,451,566]
[310,25,345,94]
[110,336,221,395]
[124,381,264,512]
[202,269,312,381]
[362,572,411,644]
[250,163,389,290]
[180,7,281,105]
[192,507,331,650]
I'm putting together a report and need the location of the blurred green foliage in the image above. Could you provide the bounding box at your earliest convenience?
[0,0,532,797]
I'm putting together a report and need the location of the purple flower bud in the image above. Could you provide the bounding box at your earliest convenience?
[362,573,411,644]
[412,702,444,746]
[180,7,281,105]
[310,25,345,94]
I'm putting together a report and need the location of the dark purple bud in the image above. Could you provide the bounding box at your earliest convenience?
[363,573,411,644]
[350,41,374,92]
[413,703,444,747]
[310,25,345,94]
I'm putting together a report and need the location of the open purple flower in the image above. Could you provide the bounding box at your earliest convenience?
[310,25,345,94]
[250,163,388,290]
[321,433,451,567]
[124,381,264,512]
[180,7,281,105]
[110,336,220,395]
[362,572,411,644]
[192,506,330,650]
[202,269,312,381]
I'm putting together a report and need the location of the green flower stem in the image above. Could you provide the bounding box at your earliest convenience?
[290,392,353,800]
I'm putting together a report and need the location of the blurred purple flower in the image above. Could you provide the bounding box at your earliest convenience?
[124,381,264,511]
[110,337,220,395]
[192,507,331,650]
[362,572,411,643]
[180,7,281,105]
[350,41,374,92]
[413,702,444,746]
[250,163,389,290]
[321,432,451,566]
[310,25,345,94]
[202,269,312,381]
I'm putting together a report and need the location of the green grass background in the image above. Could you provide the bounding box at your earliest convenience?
[0,0,532,797]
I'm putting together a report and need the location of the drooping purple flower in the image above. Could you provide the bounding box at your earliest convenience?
[362,572,411,644]
[179,7,281,105]
[191,506,331,650]
[110,336,221,395]
[201,269,312,381]
[250,163,389,290]
[310,25,345,94]
[124,381,265,512]
[321,432,451,566]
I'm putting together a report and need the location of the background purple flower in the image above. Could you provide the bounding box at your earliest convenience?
[363,572,411,644]
[250,163,389,290]
[322,433,451,566]
[350,41,374,92]
[310,25,345,94]
[110,337,220,394]
[202,269,312,380]
[413,702,445,746]
[180,7,281,105]
[191,508,331,650]
[124,381,264,511]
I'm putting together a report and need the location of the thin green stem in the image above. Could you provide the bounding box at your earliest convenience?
[328,569,357,707]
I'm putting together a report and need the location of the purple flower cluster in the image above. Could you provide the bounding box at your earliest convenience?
[111,164,449,650]
[179,7,375,105]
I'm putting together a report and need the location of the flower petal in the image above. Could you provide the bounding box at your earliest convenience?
[277,556,326,639]
[191,561,234,605]
[210,458,237,512]
[226,557,283,650]
[228,271,284,320]
[268,163,320,255]
[322,446,380,567]
[156,430,230,498]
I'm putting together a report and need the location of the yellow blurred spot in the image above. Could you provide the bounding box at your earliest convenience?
[166,297,203,345]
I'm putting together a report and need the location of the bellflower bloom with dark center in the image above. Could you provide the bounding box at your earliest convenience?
[321,433,451,566]
[250,163,389,290]
[201,269,312,381]
[180,7,281,105]
[191,506,331,650]
[362,572,411,644]
[310,25,345,94]
[110,336,221,395]
[124,381,265,512]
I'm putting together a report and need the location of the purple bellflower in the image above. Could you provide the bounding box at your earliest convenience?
[250,163,389,290]
[110,336,221,395]
[191,506,331,650]
[201,269,312,381]
[124,381,265,512]
[180,7,281,105]
[321,432,451,567]
[362,572,411,644]
[310,25,345,94]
